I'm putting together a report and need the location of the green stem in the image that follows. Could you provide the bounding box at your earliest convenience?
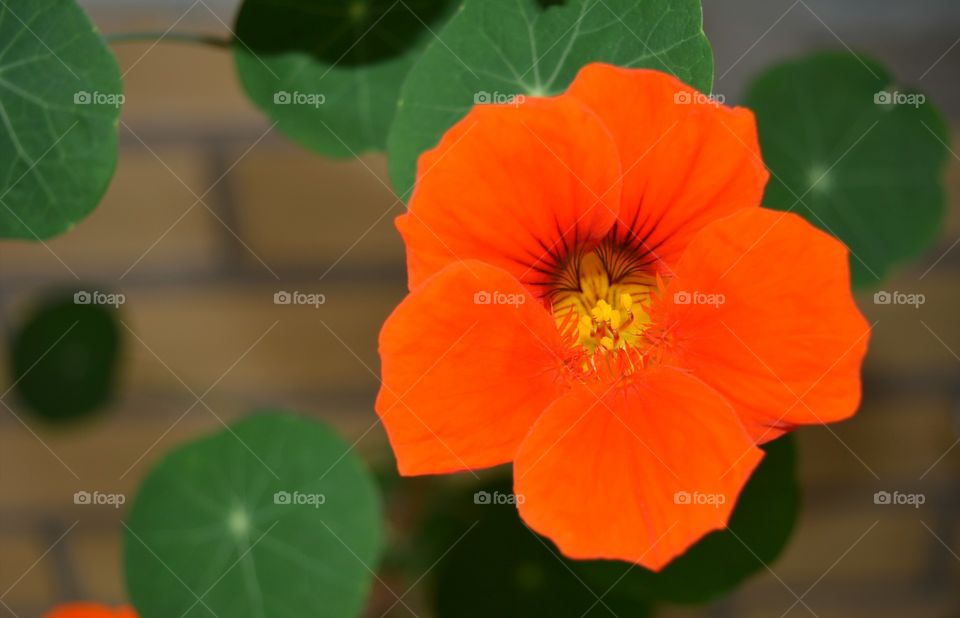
[104,32,233,48]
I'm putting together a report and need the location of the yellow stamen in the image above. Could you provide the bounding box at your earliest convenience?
[610,309,622,329]
[550,247,656,362]
[590,299,612,322]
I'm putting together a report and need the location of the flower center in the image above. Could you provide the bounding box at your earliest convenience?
[576,293,647,353]
[549,245,656,364]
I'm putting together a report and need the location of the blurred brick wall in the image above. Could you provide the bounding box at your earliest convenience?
[1,2,959,617]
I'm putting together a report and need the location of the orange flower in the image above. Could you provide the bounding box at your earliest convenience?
[376,64,869,569]
[43,603,136,618]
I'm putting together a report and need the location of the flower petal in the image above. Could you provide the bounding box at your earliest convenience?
[376,261,572,475]
[653,208,870,442]
[566,63,768,273]
[514,367,763,570]
[398,96,622,292]
[43,604,137,618]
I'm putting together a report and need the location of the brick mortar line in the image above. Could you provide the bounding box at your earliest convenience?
[0,263,408,296]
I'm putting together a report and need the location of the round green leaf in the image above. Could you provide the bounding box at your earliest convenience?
[575,435,799,605]
[10,291,122,422]
[386,0,714,197]
[745,52,949,287]
[234,0,456,158]
[0,0,121,239]
[421,475,652,618]
[124,412,383,618]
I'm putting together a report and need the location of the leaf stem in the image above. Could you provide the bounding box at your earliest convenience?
[104,32,233,48]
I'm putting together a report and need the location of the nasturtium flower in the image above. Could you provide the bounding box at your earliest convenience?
[376,63,869,569]
[43,603,136,618]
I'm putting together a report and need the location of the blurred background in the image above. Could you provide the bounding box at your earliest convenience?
[1,0,959,616]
